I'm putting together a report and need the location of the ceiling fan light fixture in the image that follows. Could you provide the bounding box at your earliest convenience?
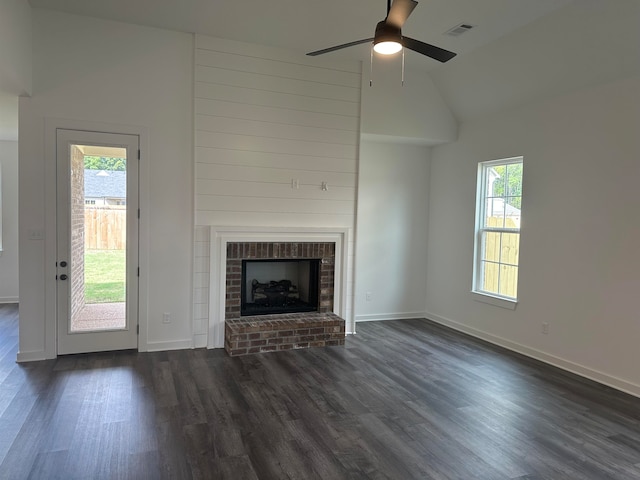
[373,40,402,55]
[373,20,402,55]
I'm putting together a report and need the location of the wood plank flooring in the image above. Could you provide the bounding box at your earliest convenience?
[1,303,639,479]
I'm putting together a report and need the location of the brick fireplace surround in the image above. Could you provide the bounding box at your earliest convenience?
[224,242,346,356]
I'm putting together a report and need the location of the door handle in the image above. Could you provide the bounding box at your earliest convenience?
[59,274,68,280]
[60,261,68,267]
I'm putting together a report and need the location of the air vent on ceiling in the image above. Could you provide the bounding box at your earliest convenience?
[445,23,475,37]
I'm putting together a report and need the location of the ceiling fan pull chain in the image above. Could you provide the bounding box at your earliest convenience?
[370,46,374,87]
[401,47,405,86]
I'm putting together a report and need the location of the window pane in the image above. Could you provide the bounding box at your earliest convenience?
[504,198,521,228]
[499,265,518,298]
[482,232,501,262]
[484,169,497,199]
[504,163,522,226]
[500,233,520,265]
[481,261,500,294]
[490,165,506,197]
[485,198,505,228]
[505,163,523,198]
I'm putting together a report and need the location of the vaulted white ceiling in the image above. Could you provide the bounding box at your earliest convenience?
[432,0,640,121]
[27,0,571,69]
[17,0,640,124]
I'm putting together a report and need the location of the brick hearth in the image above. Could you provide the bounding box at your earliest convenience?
[224,241,345,356]
[225,312,345,356]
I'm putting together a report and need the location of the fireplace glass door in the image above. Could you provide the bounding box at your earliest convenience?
[241,259,319,316]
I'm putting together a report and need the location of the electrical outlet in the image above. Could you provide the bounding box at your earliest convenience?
[291,178,300,189]
[163,312,171,324]
[28,229,45,240]
[365,292,372,302]
[542,322,549,334]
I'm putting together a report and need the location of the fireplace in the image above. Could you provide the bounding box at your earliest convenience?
[208,227,351,353]
[222,240,345,356]
[225,242,336,320]
[241,259,320,316]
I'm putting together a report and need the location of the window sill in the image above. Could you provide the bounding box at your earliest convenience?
[471,291,517,310]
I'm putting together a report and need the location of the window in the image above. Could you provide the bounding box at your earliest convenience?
[473,157,523,304]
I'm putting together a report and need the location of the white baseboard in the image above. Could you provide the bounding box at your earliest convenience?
[193,334,207,349]
[426,311,640,399]
[144,339,194,352]
[17,350,48,362]
[0,297,19,304]
[19,340,196,360]
[355,312,427,323]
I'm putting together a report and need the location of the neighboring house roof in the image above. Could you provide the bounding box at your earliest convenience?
[487,198,521,228]
[84,169,126,199]
[489,198,521,217]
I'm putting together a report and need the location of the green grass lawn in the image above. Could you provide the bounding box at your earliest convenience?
[84,249,126,303]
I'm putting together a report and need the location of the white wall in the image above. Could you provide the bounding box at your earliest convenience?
[355,140,430,322]
[0,0,31,142]
[426,75,640,396]
[360,62,457,145]
[0,94,19,142]
[18,10,194,360]
[0,0,31,97]
[0,140,19,302]
[353,58,456,326]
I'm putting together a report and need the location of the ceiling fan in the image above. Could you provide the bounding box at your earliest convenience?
[307,0,456,63]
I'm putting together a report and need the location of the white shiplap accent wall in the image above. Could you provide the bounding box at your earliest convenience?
[193,35,362,340]
[193,226,210,347]
[194,35,361,227]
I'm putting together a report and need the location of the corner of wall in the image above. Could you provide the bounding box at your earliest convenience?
[359,66,458,145]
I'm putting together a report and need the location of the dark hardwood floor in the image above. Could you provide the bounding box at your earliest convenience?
[1,303,639,479]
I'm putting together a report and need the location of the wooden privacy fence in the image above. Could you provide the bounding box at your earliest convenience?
[85,207,126,250]
[483,216,520,297]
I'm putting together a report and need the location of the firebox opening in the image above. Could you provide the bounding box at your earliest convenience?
[241,259,320,316]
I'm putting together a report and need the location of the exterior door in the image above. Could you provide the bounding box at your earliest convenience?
[56,129,139,355]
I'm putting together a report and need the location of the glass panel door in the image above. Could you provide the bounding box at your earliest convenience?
[57,130,139,355]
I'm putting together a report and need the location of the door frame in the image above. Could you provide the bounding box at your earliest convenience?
[56,129,139,354]
[43,118,150,358]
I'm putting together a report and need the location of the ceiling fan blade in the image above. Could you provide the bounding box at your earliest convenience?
[402,36,456,63]
[307,38,374,56]
[386,0,418,29]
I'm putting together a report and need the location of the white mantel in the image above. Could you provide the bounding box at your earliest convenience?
[207,226,352,349]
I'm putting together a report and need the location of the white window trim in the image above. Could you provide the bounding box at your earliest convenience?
[472,156,523,306]
[471,291,517,310]
[0,163,3,254]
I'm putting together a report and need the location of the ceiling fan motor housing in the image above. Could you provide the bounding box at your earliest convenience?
[374,20,402,46]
